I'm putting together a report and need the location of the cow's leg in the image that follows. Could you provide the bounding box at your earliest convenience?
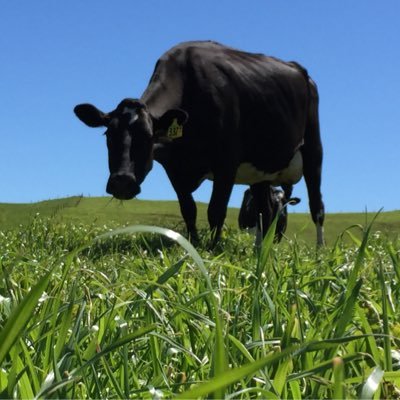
[176,191,199,243]
[303,81,325,246]
[238,189,256,230]
[160,160,200,244]
[250,182,274,245]
[207,171,236,246]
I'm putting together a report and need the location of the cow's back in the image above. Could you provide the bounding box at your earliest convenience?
[142,41,311,173]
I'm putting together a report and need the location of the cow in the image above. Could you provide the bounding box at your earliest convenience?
[238,185,301,242]
[74,41,325,246]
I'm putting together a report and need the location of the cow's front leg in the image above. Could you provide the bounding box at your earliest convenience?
[160,158,201,244]
[207,170,236,247]
[176,191,199,243]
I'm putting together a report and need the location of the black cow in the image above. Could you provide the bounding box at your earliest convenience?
[238,185,301,242]
[74,41,325,246]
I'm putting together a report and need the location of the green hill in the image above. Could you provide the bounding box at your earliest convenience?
[0,196,399,244]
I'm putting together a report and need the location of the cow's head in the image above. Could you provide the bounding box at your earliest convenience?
[272,188,301,241]
[74,99,187,200]
[238,187,301,242]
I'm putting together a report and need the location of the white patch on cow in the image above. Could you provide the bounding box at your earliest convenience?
[274,191,285,202]
[123,107,139,125]
[204,149,303,185]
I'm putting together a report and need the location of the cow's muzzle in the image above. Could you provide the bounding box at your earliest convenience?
[106,172,141,200]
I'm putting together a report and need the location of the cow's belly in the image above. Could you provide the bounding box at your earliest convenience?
[235,149,303,184]
[205,150,303,185]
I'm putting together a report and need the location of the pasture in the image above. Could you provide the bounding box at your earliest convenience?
[1,196,400,243]
[0,197,400,398]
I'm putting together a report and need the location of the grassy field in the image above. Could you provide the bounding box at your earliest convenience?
[0,197,400,398]
[1,196,399,244]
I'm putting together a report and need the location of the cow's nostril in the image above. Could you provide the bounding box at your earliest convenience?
[106,173,140,199]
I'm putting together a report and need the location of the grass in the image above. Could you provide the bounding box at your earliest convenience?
[0,199,400,398]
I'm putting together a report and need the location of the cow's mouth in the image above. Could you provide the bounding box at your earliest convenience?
[106,173,141,200]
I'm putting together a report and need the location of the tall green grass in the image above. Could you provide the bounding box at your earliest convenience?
[0,214,399,398]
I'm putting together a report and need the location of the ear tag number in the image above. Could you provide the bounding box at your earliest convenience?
[167,118,183,139]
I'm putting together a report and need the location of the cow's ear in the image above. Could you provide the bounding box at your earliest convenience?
[74,104,110,127]
[288,197,301,206]
[154,109,188,141]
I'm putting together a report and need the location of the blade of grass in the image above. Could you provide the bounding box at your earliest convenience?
[19,338,40,395]
[273,357,293,397]
[320,278,363,365]
[333,278,363,339]
[354,305,382,364]
[228,334,255,364]
[252,213,279,343]
[101,355,125,399]
[377,259,392,371]
[175,345,300,400]
[145,257,187,295]
[258,212,279,277]
[387,242,400,283]
[72,324,157,374]
[304,335,382,352]
[54,284,76,361]
[360,366,384,399]
[287,353,364,382]
[289,379,302,400]
[14,352,34,400]
[0,266,55,366]
[347,211,381,297]
[332,357,345,400]
[226,387,280,399]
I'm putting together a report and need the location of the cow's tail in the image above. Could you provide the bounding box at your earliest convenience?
[295,64,325,241]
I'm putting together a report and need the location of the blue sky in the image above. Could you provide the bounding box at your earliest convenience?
[1,1,399,213]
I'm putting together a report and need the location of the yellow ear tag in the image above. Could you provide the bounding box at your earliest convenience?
[167,118,183,139]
